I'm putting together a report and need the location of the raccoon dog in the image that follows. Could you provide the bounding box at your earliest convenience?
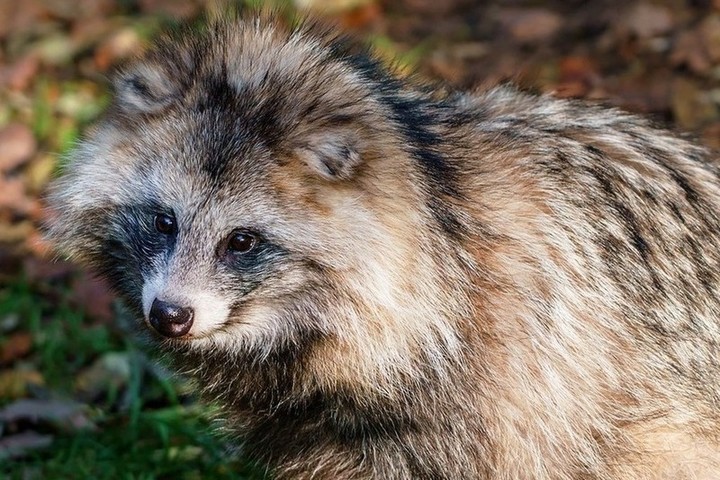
[48,12,720,480]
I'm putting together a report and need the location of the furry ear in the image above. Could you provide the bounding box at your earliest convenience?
[114,63,179,114]
[294,130,362,180]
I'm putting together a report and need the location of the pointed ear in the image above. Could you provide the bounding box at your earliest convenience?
[113,62,180,114]
[293,130,362,181]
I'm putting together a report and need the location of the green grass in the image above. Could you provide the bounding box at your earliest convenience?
[0,278,120,392]
[3,406,265,480]
[0,276,266,479]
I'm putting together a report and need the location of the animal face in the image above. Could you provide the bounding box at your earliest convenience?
[48,17,433,361]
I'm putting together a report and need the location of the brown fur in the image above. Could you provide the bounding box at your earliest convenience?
[48,12,720,479]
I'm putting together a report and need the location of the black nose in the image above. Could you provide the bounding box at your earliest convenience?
[148,299,194,338]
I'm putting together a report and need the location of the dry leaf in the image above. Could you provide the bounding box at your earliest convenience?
[94,28,143,71]
[0,176,37,217]
[497,8,563,44]
[0,124,36,173]
[340,2,382,30]
[0,332,33,365]
[670,30,712,75]
[1,55,40,92]
[622,2,674,39]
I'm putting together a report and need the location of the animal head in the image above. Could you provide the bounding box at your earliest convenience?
[48,14,467,389]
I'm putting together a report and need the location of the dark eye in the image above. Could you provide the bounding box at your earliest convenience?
[154,213,176,235]
[226,230,257,254]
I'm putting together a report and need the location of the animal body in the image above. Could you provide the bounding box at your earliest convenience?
[48,12,720,480]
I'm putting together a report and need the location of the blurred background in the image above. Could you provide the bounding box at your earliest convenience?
[0,0,718,478]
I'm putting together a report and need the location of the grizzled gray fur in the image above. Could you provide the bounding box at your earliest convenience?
[48,12,720,480]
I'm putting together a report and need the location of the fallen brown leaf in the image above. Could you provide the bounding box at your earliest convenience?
[0,124,37,173]
[497,8,563,44]
[340,2,382,30]
[621,2,674,39]
[559,56,599,84]
[0,176,37,217]
[0,54,40,92]
[0,1,47,41]
[0,332,33,365]
[670,30,712,76]
[555,56,601,97]
[94,28,143,72]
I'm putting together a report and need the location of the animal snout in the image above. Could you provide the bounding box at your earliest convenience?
[148,299,194,338]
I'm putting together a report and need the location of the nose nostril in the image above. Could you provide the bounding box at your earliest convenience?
[148,299,194,338]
